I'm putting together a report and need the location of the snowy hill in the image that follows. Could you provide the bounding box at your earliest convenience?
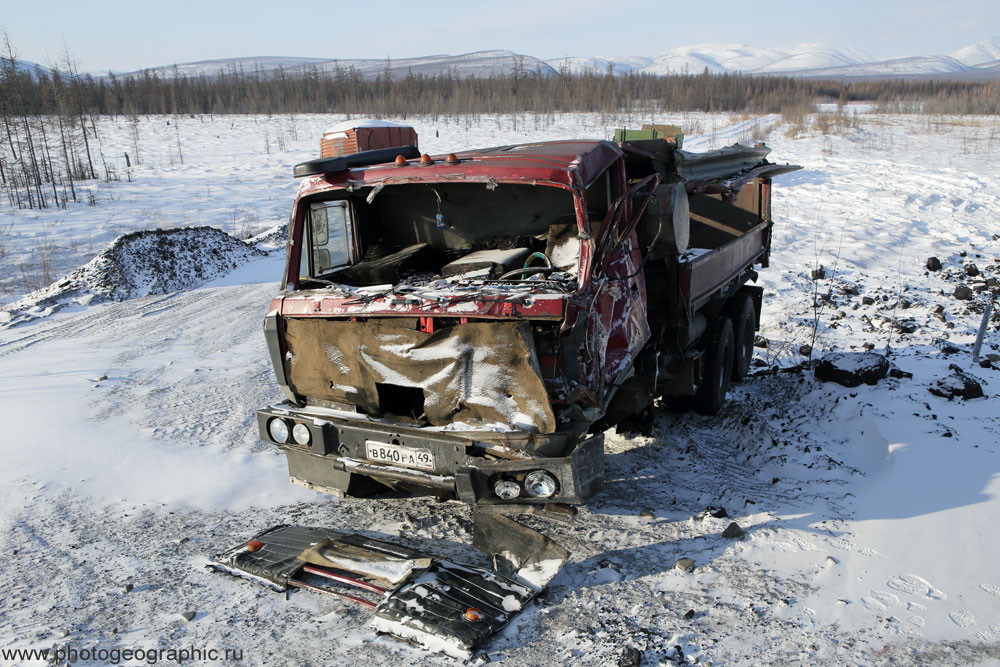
[602,40,998,79]
[545,55,653,75]
[951,36,1000,66]
[323,50,557,78]
[641,47,730,75]
[547,43,871,76]
[777,54,973,78]
[10,58,51,78]
[754,43,872,72]
[135,56,335,78]
[131,50,557,80]
[100,38,1000,81]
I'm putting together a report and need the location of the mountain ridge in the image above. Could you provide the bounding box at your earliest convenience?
[10,39,1000,81]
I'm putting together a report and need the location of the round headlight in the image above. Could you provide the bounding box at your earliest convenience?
[268,418,290,443]
[493,479,521,500]
[524,470,558,498]
[292,423,311,445]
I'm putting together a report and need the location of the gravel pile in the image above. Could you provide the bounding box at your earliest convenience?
[1,226,265,327]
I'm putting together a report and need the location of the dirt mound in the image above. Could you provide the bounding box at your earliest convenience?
[247,222,288,249]
[1,227,265,327]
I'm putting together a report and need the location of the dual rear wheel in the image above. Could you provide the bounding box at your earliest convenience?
[693,293,756,415]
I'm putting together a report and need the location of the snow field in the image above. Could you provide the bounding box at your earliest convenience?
[0,109,998,665]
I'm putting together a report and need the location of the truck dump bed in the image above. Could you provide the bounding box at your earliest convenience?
[622,140,799,316]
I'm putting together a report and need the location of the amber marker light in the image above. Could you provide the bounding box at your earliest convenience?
[247,540,264,552]
[444,153,459,165]
[419,153,434,165]
[394,154,407,166]
[464,607,483,622]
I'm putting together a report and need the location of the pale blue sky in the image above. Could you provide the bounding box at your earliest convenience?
[3,0,997,72]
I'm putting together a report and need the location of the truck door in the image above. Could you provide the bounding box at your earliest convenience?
[585,169,657,402]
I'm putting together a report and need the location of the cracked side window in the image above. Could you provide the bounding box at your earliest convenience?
[308,200,353,276]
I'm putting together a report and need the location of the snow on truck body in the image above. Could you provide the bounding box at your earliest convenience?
[257,138,799,505]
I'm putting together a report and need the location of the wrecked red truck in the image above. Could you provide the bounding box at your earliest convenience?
[256,134,799,506]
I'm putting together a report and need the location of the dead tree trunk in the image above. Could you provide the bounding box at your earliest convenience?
[56,114,76,202]
[78,114,96,180]
[37,117,60,206]
[19,114,45,208]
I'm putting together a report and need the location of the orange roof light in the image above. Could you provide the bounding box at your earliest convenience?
[464,607,483,622]
[444,153,459,165]
[247,540,264,552]
[394,154,408,166]
[419,153,434,165]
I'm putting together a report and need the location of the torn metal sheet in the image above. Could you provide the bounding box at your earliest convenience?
[473,510,570,586]
[284,319,557,433]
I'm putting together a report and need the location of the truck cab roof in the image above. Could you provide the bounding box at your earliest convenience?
[297,140,624,197]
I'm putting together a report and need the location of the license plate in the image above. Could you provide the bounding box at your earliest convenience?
[365,441,435,470]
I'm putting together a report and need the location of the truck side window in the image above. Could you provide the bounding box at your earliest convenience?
[585,163,623,223]
[585,171,610,221]
[308,201,353,276]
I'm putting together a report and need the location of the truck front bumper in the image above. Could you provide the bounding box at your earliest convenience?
[257,403,603,505]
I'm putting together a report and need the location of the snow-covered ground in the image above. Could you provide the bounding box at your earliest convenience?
[1,110,999,665]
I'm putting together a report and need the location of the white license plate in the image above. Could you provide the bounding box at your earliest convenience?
[365,441,435,470]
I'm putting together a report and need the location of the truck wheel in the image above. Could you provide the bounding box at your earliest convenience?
[694,316,734,415]
[731,294,756,382]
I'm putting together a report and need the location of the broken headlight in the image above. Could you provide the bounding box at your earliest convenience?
[268,418,290,444]
[292,423,311,445]
[493,479,521,500]
[524,471,558,498]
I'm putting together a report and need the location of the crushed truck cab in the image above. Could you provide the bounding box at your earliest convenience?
[257,136,799,505]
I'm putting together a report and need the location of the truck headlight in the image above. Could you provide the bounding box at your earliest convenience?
[292,423,311,445]
[493,479,521,500]
[268,418,290,443]
[524,470,557,498]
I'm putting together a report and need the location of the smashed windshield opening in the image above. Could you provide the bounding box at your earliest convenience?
[298,182,583,295]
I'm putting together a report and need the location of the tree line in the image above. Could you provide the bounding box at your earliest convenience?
[6,57,999,119]
[2,33,998,211]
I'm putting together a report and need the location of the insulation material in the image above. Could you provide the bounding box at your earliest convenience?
[284,319,557,433]
[298,538,431,585]
[544,223,582,275]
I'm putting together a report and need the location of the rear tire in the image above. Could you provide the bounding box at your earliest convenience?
[694,316,734,415]
[730,294,757,382]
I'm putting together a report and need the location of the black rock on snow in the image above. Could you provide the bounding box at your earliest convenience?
[722,522,745,538]
[954,284,973,301]
[815,352,890,388]
[929,364,985,401]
